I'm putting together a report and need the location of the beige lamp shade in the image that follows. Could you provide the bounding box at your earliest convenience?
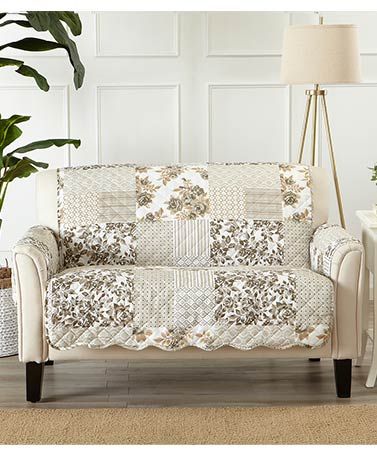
[281,24,361,84]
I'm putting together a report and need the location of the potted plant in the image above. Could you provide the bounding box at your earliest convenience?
[0,11,85,357]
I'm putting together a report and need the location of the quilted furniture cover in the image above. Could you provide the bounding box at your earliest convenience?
[15,162,352,352]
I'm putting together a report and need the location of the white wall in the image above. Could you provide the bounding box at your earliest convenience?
[1,11,377,262]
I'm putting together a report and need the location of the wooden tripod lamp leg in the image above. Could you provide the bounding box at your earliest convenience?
[298,93,312,163]
[320,94,346,229]
[311,85,319,166]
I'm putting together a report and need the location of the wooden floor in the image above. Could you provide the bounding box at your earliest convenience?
[0,343,377,408]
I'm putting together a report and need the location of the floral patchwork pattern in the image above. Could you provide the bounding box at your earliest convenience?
[136,165,209,221]
[45,266,333,351]
[46,268,134,329]
[214,270,296,326]
[279,164,312,222]
[61,222,136,268]
[210,219,284,266]
[56,162,314,269]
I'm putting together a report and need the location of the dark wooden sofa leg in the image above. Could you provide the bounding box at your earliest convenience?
[45,360,54,366]
[333,359,352,398]
[309,358,321,362]
[26,362,45,403]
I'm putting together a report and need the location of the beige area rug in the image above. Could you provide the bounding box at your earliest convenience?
[1,405,377,444]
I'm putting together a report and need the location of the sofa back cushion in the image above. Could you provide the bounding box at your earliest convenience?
[38,162,328,269]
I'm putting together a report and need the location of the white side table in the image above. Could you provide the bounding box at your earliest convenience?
[356,210,377,387]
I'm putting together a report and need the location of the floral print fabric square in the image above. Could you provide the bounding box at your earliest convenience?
[61,222,136,268]
[46,267,134,329]
[210,219,284,266]
[279,164,312,222]
[214,270,296,326]
[136,165,209,221]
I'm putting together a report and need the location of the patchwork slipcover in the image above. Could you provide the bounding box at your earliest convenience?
[15,162,359,353]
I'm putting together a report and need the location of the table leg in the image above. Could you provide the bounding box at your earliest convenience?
[356,267,370,367]
[366,267,377,387]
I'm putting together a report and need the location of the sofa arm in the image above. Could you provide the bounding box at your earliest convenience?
[310,224,364,359]
[13,225,59,281]
[12,226,59,363]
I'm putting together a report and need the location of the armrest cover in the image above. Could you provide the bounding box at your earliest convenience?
[12,226,59,362]
[310,224,364,358]
[310,224,362,279]
[13,225,59,281]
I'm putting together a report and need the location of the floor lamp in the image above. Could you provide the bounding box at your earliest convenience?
[281,19,361,228]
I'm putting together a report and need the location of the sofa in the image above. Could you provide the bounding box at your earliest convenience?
[12,162,364,402]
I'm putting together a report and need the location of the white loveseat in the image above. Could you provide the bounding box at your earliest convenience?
[13,162,364,402]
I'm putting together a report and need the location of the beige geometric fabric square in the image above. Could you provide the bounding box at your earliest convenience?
[209,186,246,219]
[136,221,174,266]
[134,268,174,329]
[61,164,135,194]
[59,192,99,227]
[173,220,210,266]
[173,269,215,329]
[295,269,334,330]
[98,191,136,222]
[245,188,283,220]
[136,165,209,221]
[58,165,136,226]
[208,163,281,219]
[208,163,281,189]
[174,287,215,329]
[284,220,312,268]
[174,268,214,288]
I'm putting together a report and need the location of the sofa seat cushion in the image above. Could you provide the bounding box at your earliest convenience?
[45,265,334,351]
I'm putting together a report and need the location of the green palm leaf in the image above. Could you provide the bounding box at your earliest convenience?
[26,12,85,89]
[2,157,38,182]
[9,138,81,155]
[56,12,82,36]
[15,64,49,91]
[0,115,30,152]
[0,19,31,28]
[0,37,65,52]
[0,57,49,91]
[0,11,85,90]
